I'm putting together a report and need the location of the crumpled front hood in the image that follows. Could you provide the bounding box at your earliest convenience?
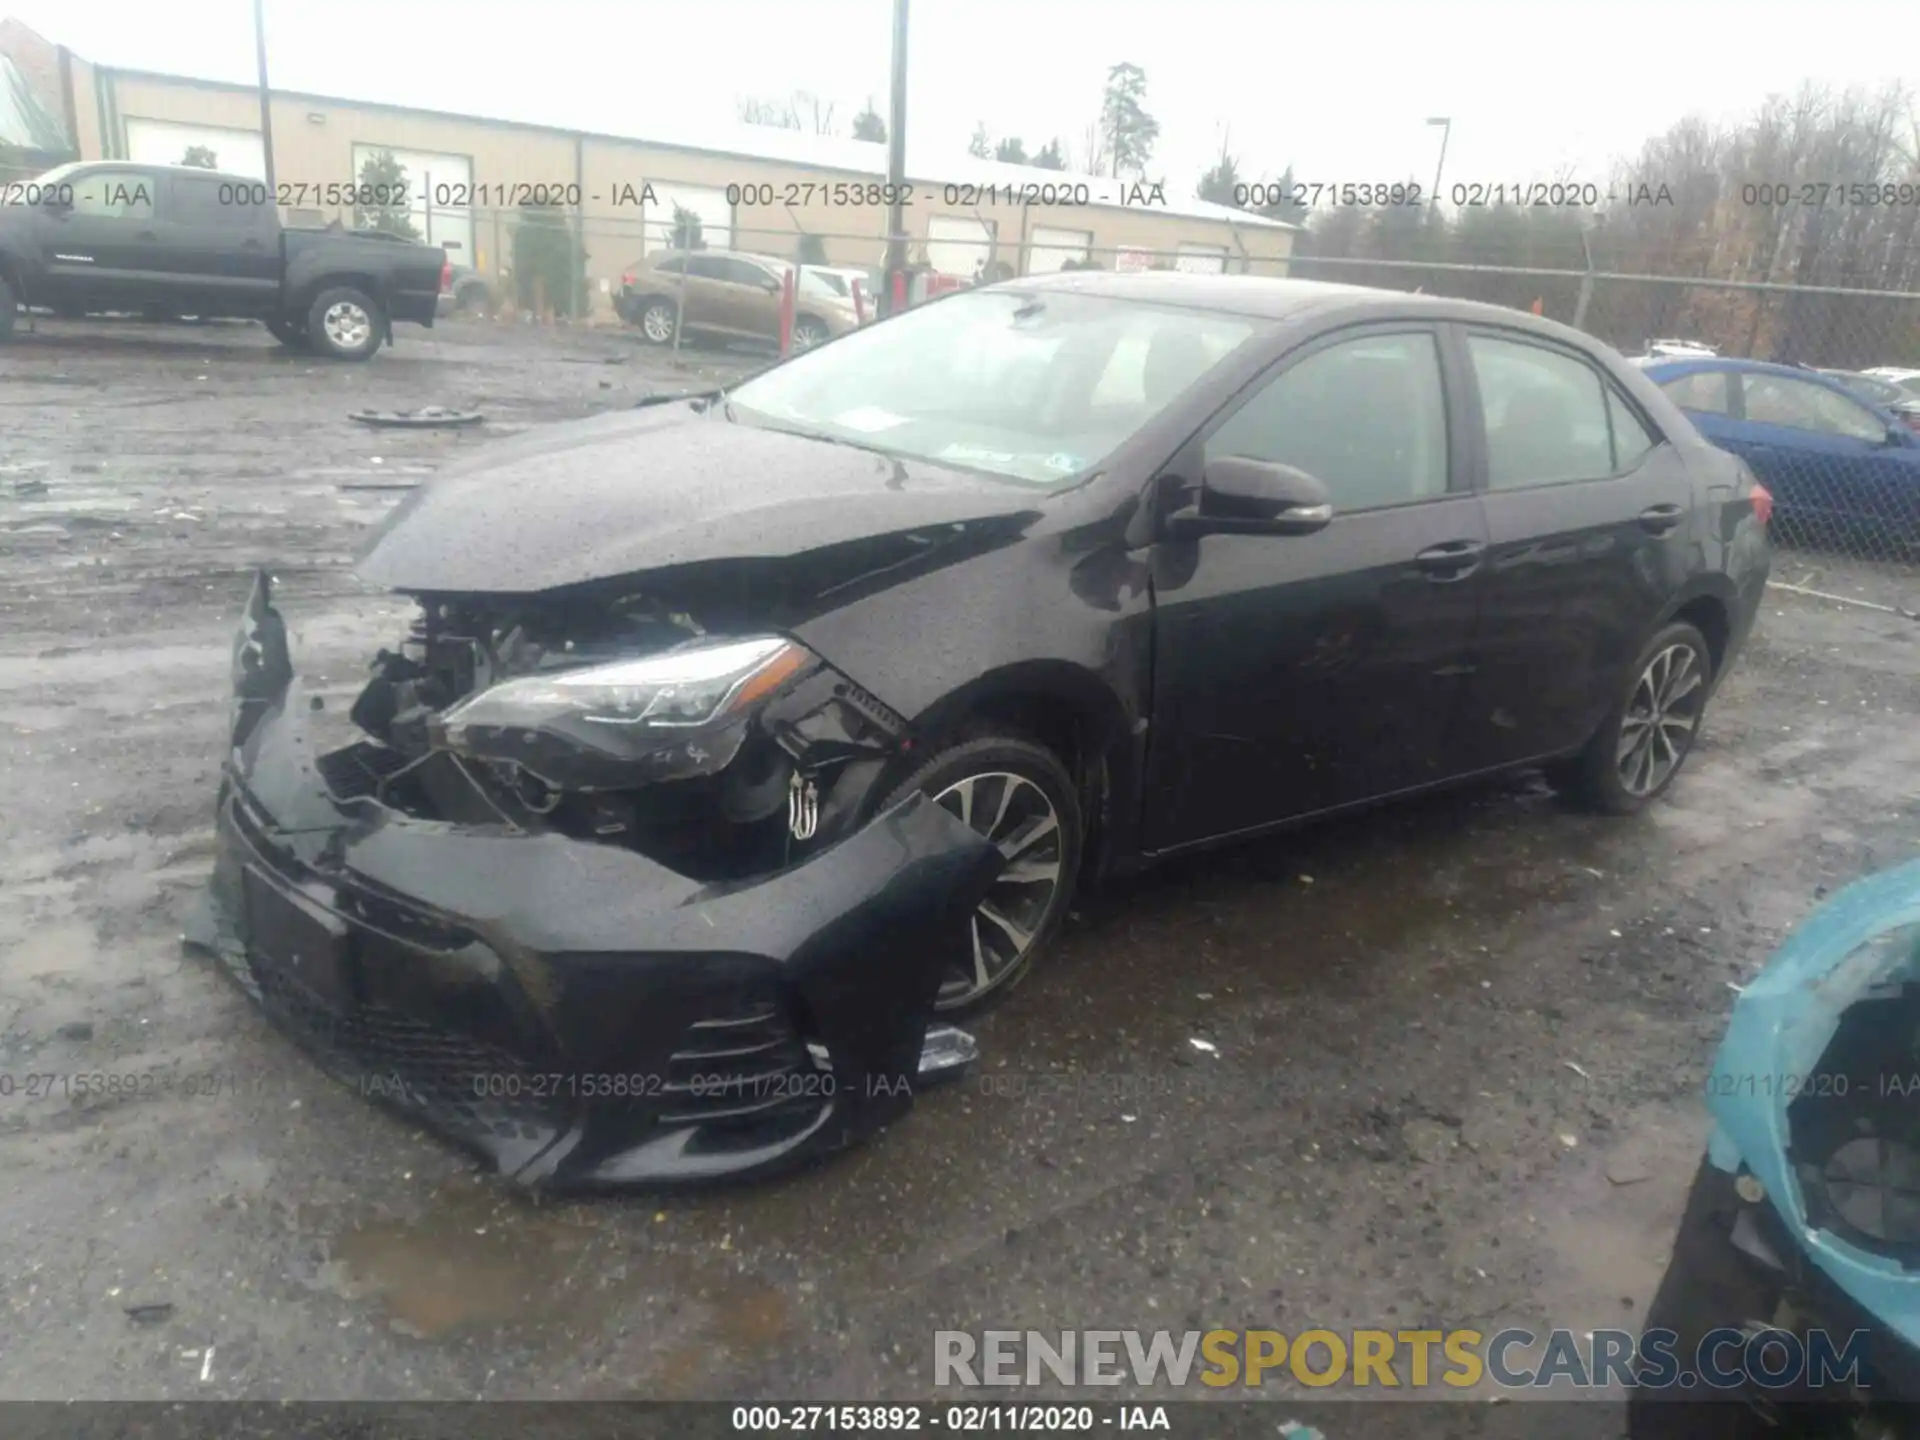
[1707,856,1920,1342]
[354,404,1045,595]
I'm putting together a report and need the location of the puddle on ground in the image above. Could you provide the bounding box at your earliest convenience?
[314,1180,795,1374]
[321,1184,610,1338]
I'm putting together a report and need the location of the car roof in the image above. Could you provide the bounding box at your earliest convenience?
[1638,355,1840,382]
[1004,271,1611,335]
[72,160,263,184]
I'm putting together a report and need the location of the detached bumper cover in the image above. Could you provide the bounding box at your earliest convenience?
[187,573,1002,1189]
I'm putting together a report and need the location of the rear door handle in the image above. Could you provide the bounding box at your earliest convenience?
[1414,538,1485,581]
[1638,503,1685,535]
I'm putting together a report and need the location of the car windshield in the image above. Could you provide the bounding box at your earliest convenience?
[724,289,1258,485]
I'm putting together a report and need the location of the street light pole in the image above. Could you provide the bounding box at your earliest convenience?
[1426,116,1451,213]
[253,0,277,193]
[881,0,910,318]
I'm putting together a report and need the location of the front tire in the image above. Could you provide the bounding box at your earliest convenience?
[876,734,1081,1017]
[1555,621,1713,814]
[306,286,384,361]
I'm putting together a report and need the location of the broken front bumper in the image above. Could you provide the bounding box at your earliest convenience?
[186,573,1003,1189]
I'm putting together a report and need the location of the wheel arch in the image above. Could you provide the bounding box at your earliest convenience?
[892,659,1141,882]
[293,273,388,320]
[1657,577,1737,679]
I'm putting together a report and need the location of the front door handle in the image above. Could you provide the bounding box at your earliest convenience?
[1638,503,1685,535]
[1414,538,1485,581]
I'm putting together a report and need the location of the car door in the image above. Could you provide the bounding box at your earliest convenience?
[1144,324,1489,851]
[157,172,281,317]
[1451,327,1696,772]
[714,255,784,339]
[678,254,760,338]
[41,167,161,310]
[1731,370,1920,542]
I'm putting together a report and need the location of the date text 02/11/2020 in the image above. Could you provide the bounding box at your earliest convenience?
[728,1405,1176,1432]
[1707,1069,1920,1098]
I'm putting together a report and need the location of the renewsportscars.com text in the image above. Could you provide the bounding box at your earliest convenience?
[934,1327,1871,1391]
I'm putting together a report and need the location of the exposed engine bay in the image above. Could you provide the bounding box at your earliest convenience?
[332,590,911,881]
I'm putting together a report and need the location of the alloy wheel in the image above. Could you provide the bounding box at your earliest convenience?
[642,305,675,343]
[791,320,828,352]
[1616,642,1705,796]
[322,301,372,351]
[929,771,1065,1010]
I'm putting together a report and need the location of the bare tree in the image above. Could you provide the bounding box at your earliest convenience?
[738,96,801,130]
[738,92,837,135]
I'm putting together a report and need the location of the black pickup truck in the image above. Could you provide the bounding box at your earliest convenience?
[0,161,446,360]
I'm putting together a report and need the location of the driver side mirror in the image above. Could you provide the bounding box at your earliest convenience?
[1165,456,1334,539]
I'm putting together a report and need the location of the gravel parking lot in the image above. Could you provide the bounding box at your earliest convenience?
[3,315,1919,1422]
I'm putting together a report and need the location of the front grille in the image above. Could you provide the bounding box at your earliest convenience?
[250,951,560,1144]
[316,741,415,802]
[660,1000,824,1127]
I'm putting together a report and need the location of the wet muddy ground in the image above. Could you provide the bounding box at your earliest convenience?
[2,316,1919,1420]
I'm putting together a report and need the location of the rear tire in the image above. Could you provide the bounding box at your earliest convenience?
[875,733,1081,1017]
[1555,621,1713,814]
[305,286,384,361]
[636,297,679,345]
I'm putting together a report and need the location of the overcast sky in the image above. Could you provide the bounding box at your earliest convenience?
[14,1,1917,196]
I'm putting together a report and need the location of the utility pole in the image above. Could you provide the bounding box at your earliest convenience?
[253,0,277,193]
[881,0,909,318]
[1426,117,1451,214]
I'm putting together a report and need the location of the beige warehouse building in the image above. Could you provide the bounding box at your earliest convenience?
[2,18,1294,316]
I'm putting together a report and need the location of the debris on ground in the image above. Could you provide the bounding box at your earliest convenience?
[124,1302,174,1324]
[348,406,485,429]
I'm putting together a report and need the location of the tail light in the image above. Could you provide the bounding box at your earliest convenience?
[438,258,452,294]
[621,270,636,288]
[1749,481,1773,529]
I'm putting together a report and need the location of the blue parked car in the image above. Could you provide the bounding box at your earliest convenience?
[1637,357,1920,550]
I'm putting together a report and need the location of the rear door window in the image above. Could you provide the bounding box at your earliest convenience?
[1466,334,1615,488]
[1657,369,1733,416]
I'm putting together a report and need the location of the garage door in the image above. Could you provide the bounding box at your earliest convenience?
[1027,225,1091,274]
[642,184,734,256]
[350,146,476,265]
[126,119,265,179]
[926,214,995,278]
[1175,242,1230,274]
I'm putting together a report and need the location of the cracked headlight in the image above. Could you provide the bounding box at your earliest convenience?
[436,636,818,787]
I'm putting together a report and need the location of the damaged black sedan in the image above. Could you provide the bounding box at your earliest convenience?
[194,273,1771,1187]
